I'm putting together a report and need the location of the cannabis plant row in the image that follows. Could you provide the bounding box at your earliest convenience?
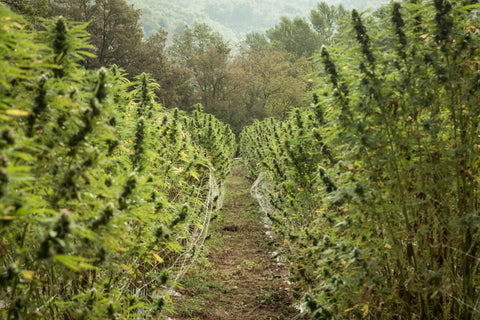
[241,1,480,319]
[0,7,235,319]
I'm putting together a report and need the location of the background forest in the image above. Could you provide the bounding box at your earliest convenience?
[125,0,387,40]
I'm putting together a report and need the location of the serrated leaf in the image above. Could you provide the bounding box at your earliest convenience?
[119,145,134,155]
[189,170,200,181]
[152,253,164,264]
[5,109,29,116]
[54,255,97,272]
[361,304,369,318]
[9,151,35,162]
[172,167,183,174]
[343,305,358,313]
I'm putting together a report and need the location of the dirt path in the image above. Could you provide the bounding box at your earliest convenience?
[171,163,303,320]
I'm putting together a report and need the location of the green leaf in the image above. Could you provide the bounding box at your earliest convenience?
[53,255,97,272]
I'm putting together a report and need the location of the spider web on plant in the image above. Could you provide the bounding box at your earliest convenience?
[130,166,225,301]
[167,167,224,284]
[250,171,276,220]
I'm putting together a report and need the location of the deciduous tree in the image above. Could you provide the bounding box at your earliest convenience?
[310,1,348,46]
[0,0,48,25]
[48,0,143,74]
[266,16,320,58]
[169,23,231,114]
[233,46,311,121]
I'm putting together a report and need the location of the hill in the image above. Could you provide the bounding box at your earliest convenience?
[126,0,388,42]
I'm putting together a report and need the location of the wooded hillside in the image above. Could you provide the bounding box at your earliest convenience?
[126,0,387,40]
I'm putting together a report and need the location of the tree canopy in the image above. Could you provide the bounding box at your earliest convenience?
[310,1,348,45]
[266,16,320,58]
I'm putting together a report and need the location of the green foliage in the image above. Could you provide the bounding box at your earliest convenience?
[244,31,270,51]
[185,105,237,181]
[0,0,48,25]
[241,1,480,319]
[169,23,232,115]
[231,46,313,129]
[310,1,349,46]
[266,16,320,58]
[0,7,235,319]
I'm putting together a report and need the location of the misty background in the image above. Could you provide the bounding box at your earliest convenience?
[126,0,388,42]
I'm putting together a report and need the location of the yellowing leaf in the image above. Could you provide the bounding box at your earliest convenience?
[21,270,35,281]
[362,304,369,318]
[152,253,164,264]
[119,145,134,155]
[0,216,16,221]
[343,305,358,313]
[384,243,392,249]
[189,170,200,181]
[172,167,183,174]
[5,109,29,116]
[123,264,135,275]
[11,22,22,30]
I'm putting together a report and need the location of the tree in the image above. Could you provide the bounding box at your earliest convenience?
[169,23,231,114]
[266,16,320,58]
[244,31,269,51]
[0,0,48,25]
[128,28,169,78]
[89,0,143,69]
[310,1,348,46]
[233,46,312,122]
[48,0,143,74]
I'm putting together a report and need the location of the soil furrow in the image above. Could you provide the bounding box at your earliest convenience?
[171,163,302,320]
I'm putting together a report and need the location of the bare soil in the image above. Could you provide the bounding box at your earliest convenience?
[170,163,304,320]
